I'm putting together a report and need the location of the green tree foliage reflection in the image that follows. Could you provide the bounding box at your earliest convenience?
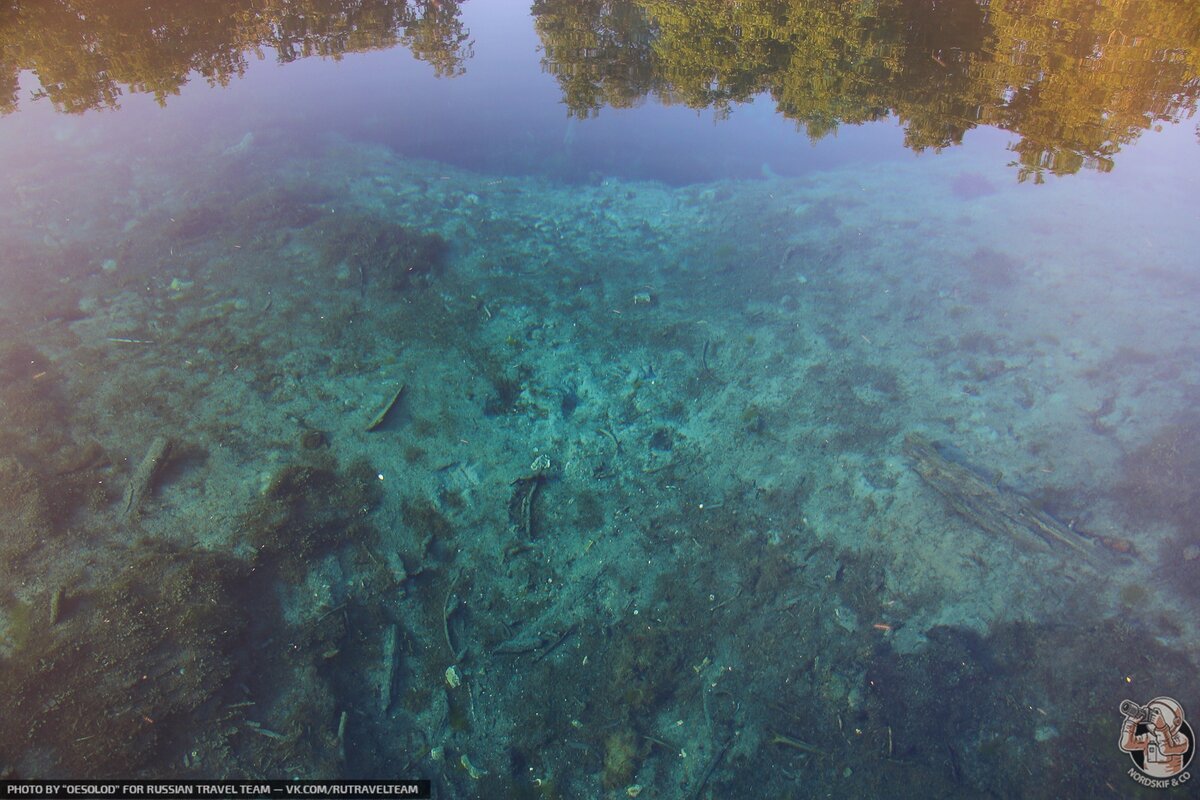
[534,0,1200,180]
[0,0,471,114]
[531,0,663,114]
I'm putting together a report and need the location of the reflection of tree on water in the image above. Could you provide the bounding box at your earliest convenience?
[530,0,662,117]
[3,0,1196,180]
[534,0,1200,180]
[268,0,471,76]
[0,0,471,114]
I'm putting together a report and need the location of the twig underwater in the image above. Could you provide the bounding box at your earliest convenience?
[120,435,173,520]
[366,383,407,432]
[381,624,398,713]
[701,339,719,380]
[443,571,468,662]
[596,426,621,455]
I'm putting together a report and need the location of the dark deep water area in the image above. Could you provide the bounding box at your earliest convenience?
[2,1,1200,797]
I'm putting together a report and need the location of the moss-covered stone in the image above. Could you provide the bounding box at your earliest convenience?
[317,214,448,293]
[243,454,382,572]
[601,728,640,789]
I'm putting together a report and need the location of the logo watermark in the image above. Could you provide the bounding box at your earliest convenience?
[1119,696,1194,788]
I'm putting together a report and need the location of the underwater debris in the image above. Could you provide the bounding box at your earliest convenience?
[443,572,467,661]
[120,435,173,520]
[596,426,621,454]
[366,383,407,432]
[489,627,554,656]
[509,472,544,541]
[336,710,348,764]
[689,737,733,800]
[300,428,328,450]
[460,753,487,780]
[244,720,287,740]
[903,434,1094,558]
[381,624,399,713]
[769,730,821,754]
[1095,535,1136,555]
[701,339,721,381]
[48,586,64,626]
[533,622,578,663]
[444,664,462,688]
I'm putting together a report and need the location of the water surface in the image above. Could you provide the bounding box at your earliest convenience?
[1,1,1199,796]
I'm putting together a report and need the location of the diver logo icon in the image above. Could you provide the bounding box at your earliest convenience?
[1119,697,1194,788]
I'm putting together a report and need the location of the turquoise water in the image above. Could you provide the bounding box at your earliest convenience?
[1,1,1199,796]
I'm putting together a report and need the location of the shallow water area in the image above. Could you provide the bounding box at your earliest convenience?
[1,1,1199,797]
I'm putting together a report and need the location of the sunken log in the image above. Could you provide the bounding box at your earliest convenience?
[903,433,1094,558]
